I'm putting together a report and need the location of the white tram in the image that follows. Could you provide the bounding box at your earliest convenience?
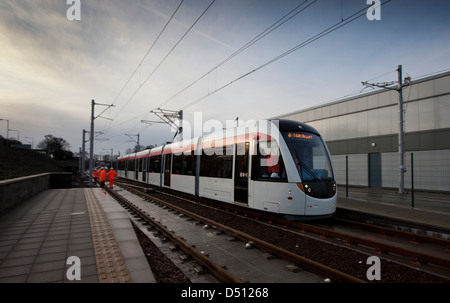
[117,119,336,219]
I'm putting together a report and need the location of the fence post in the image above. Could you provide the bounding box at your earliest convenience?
[411,153,414,209]
[346,155,349,197]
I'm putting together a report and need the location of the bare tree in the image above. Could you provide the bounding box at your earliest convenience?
[37,134,72,160]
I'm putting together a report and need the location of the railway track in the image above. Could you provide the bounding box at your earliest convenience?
[108,182,362,283]
[287,220,450,269]
[113,179,450,282]
[104,186,245,283]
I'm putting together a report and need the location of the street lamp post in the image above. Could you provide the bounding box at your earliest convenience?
[9,129,19,141]
[0,119,9,140]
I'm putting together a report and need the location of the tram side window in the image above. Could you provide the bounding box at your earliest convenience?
[128,159,135,171]
[252,140,287,182]
[143,158,148,172]
[118,161,124,171]
[200,145,233,179]
[149,155,161,173]
[172,151,196,176]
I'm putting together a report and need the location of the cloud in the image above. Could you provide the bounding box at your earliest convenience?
[1,0,450,155]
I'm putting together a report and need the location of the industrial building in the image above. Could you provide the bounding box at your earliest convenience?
[277,70,450,192]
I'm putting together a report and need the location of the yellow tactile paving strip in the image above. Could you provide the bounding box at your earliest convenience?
[84,188,133,283]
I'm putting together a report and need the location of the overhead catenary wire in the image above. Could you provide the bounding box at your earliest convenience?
[159,0,318,108]
[181,0,392,110]
[101,0,375,147]
[101,0,398,153]
[108,0,185,122]
[112,0,216,123]
[97,0,184,139]
[98,0,215,141]
[107,0,317,142]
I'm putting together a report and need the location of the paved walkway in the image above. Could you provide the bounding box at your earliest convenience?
[0,188,155,283]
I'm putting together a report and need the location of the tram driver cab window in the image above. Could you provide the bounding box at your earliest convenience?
[252,140,287,181]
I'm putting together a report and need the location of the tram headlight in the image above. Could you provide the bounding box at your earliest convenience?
[304,184,312,193]
[298,181,336,198]
[298,183,313,195]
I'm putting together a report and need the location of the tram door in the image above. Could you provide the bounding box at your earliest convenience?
[135,159,140,180]
[234,142,249,204]
[142,158,147,183]
[164,154,171,187]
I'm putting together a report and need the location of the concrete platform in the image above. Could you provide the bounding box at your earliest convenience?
[0,188,155,283]
[337,186,450,235]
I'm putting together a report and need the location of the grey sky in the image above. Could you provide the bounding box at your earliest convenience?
[1,0,449,155]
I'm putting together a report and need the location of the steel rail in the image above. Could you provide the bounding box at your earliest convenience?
[104,186,245,283]
[117,183,365,283]
[286,220,450,269]
[335,218,450,248]
[117,179,450,270]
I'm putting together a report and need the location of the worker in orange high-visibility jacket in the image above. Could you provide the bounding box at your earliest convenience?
[107,167,118,189]
[92,169,98,181]
[99,167,107,188]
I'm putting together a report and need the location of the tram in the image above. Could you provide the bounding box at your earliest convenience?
[117,119,336,219]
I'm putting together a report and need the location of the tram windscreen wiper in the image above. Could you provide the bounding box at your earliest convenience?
[299,160,321,182]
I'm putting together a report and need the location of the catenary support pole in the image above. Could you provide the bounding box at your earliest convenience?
[362,65,410,195]
[82,129,87,178]
[411,153,414,209]
[398,65,405,194]
[89,100,95,187]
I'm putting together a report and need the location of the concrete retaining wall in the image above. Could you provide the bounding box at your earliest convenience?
[0,172,72,215]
